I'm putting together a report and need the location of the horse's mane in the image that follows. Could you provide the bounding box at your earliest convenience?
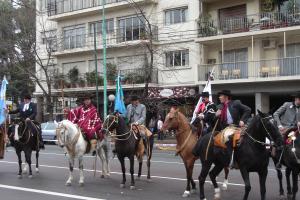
[246,115,260,131]
[115,115,129,133]
[61,120,78,133]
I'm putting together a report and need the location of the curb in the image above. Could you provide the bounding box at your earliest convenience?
[154,143,177,151]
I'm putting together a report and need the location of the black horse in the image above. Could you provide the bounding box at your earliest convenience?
[8,120,41,178]
[273,127,300,200]
[193,110,283,200]
[103,114,153,189]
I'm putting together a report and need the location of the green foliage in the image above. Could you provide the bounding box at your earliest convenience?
[107,63,117,81]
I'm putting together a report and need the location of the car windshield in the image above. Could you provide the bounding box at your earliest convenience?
[42,123,56,130]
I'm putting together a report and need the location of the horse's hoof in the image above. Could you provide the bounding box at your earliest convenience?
[28,175,33,179]
[182,191,191,198]
[120,184,125,188]
[18,174,22,179]
[190,189,197,194]
[222,184,228,191]
[279,195,286,200]
[130,186,136,190]
[101,174,105,179]
[147,178,152,183]
[65,182,71,186]
[214,188,221,200]
[35,168,39,174]
[22,171,27,175]
[79,182,84,187]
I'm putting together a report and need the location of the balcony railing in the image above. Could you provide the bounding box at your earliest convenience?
[52,68,158,89]
[55,26,158,53]
[198,57,300,81]
[47,0,127,16]
[198,12,300,37]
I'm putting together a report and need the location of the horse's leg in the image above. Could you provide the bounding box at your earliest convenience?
[147,135,154,181]
[16,149,22,178]
[199,162,212,200]
[183,159,196,197]
[240,168,251,200]
[35,150,39,174]
[98,142,106,178]
[286,167,293,199]
[25,149,33,178]
[209,163,224,200]
[276,168,284,198]
[222,167,229,190]
[118,156,126,188]
[258,169,268,200]
[291,168,299,200]
[66,156,74,186]
[129,155,135,190]
[78,155,84,186]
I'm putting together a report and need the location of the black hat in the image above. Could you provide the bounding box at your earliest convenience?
[23,94,31,100]
[131,95,140,101]
[201,92,210,98]
[291,91,300,98]
[217,90,232,97]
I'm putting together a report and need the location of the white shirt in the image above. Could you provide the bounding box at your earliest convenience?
[227,107,234,124]
[23,103,30,112]
[157,120,163,130]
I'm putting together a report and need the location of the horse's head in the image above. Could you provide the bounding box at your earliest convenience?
[162,107,181,133]
[257,110,283,147]
[55,121,69,148]
[102,114,120,134]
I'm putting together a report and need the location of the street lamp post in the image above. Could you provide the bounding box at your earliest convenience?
[108,94,115,114]
[102,0,107,118]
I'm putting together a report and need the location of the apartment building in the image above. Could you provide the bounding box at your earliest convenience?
[196,0,300,113]
[35,0,202,119]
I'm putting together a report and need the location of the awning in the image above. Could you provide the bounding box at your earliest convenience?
[147,87,197,99]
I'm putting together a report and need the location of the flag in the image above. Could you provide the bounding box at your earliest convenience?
[0,76,8,125]
[114,72,127,116]
[190,69,214,124]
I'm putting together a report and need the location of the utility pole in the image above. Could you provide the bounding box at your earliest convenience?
[102,0,107,118]
[93,23,99,113]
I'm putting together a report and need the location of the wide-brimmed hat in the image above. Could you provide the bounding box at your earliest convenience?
[130,95,140,101]
[217,90,232,97]
[291,91,300,98]
[201,92,210,98]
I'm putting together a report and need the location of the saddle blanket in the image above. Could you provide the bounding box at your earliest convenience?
[214,127,241,149]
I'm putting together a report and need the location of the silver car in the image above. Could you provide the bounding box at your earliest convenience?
[41,122,57,143]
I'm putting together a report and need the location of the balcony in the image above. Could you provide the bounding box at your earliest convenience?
[52,67,159,91]
[47,0,156,20]
[198,57,300,82]
[53,26,158,56]
[198,12,300,38]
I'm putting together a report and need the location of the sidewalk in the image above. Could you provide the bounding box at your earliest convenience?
[153,138,177,151]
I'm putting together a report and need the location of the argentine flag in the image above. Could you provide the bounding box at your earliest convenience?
[0,77,8,125]
[114,72,126,116]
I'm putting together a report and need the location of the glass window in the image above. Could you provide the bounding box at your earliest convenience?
[117,16,146,42]
[165,50,189,67]
[89,19,114,36]
[63,25,85,49]
[165,7,188,25]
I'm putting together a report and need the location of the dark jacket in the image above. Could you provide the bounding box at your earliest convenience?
[203,102,217,129]
[9,102,37,120]
[218,100,251,130]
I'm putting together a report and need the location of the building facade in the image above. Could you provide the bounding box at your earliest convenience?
[35,0,202,120]
[196,0,300,113]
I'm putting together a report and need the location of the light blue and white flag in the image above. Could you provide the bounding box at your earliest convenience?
[114,72,126,116]
[0,76,8,125]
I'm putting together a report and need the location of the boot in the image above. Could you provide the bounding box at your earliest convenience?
[90,139,97,156]
[226,141,238,169]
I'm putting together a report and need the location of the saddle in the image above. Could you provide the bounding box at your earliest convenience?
[132,125,152,159]
[214,127,241,149]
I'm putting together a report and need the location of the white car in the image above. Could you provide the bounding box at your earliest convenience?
[41,122,57,143]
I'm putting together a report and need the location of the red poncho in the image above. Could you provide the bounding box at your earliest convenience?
[67,105,103,140]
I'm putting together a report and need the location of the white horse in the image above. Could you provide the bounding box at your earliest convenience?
[55,120,110,186]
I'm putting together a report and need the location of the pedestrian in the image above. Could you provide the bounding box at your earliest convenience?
[157,115,164,140]
[148,116,156,133]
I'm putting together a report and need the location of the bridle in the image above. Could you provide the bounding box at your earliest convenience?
[56,125,68,148]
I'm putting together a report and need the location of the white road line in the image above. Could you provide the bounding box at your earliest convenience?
[0,184,105,200]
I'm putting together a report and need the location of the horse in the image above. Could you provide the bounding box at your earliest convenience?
[102,114,152,189]
[55,120,110,186]
[193,110,283,200]
[161,107,199,197]
[7,119,41,178]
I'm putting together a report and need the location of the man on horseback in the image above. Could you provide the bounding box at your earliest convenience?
[66,94,102,155]
[9,94,45,149]
[127,95,146,126]
[195,92,217,135]
[273,91,300,169]
[215,90,251,168]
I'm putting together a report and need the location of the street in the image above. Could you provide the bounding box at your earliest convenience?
[0,145,288,200]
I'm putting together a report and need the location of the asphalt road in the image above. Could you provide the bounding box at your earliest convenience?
[0,145,292,200]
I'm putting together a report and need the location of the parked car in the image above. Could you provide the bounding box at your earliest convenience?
[41,122,57,144]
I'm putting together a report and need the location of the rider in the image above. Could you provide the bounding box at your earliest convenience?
[273,91,300,169]
[195,91,217,135]
[66,94,103,155]
[126,95,146,126]
[215,90,251,169]
[9,94,45,149]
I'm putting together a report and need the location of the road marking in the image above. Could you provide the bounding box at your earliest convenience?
[0,160,245,187]
[0,184,106,200]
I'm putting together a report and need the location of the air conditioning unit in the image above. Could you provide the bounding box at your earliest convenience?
[262,40,276,49]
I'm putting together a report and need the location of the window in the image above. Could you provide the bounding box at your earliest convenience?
[118,16,146,42]
[41,30,57,52]
[89,19,114,36]
[165,50,189,67]
[165,7,187,25]
[63,25,85,49]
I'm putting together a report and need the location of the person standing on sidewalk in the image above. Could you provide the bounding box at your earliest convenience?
[157,115,164,140]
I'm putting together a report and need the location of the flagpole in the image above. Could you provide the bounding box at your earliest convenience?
[102,0,107,118]
[93,23,99,113]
